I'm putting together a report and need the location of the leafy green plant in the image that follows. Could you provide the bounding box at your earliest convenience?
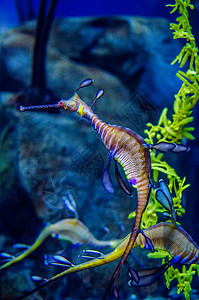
[129,1,199,298]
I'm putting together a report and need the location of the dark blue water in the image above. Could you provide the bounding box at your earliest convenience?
[1,0,174,32]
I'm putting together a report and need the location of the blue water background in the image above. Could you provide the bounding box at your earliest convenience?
[1,0,175,32]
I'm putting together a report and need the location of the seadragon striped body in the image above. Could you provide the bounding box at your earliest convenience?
[90,113,151,232]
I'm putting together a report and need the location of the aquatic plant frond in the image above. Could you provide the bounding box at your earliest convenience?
[141,1,199,298]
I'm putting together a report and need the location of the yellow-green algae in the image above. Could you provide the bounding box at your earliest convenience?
[129,1,199,299]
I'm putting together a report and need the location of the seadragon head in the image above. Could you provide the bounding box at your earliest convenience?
[19,78,104,119]
[57,93,92,118]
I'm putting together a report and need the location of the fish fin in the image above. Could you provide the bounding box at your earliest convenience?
[140,230,154,253]
[156,180,176,222]
[79,249,104,259]
[44,254,74,268]
[128,260,172,287]
[159,179,176,223]
[125,260,140,284]
[150,142,190,153]
[156,189,172,213]
[114,159,132,195]
[170,143,190,153]
[149,142,175,153]
[158,179,172,202]
[102,159,114,194]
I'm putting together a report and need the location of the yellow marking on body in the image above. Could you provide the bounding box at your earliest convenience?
[77,104,86,117]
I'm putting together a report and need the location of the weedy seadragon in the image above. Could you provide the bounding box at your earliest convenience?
[19,79,189,297]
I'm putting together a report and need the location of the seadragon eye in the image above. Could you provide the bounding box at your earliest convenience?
[57,100,65,107]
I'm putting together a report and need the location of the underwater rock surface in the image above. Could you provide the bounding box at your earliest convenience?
[0,16,181,106]
[0,16,191,300]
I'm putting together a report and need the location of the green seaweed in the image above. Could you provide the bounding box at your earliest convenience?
[130,0,198,227]
[129,1,199,298]
[164,263,199,300]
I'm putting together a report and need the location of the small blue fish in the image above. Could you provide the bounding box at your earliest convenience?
[31,275,46,283]
[101,226,110,233]
[125,260,140,284]
[149,142,190,153]
[155,179,176,222]
[62,191,78,218]
[0,252,14,259]
[78,249,104,260]
[118,221,125,232]
[128,260,173,287]
[44,254,74,267]
[13,243,29,250]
